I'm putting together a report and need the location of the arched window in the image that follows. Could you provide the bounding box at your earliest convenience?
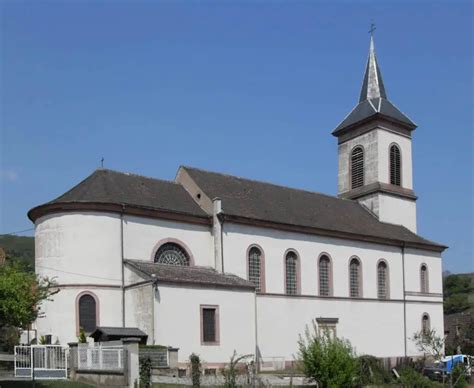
[422,313,430,335]
[285,251,299,295]
[319,255,332,296]
[349,258,362,297]
[351,146,364,189]
[420,264,429,293]
[154,243,190,266]
[78,293,97,333]
[390,144,401,186]
[248,246,264,292]
[377,261,389,299]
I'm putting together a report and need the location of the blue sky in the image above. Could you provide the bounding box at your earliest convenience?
[0,1,472,273]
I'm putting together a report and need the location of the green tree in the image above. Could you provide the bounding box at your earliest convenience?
[297,320,357,388]
[411,329,445,361]
[0,261,58,329]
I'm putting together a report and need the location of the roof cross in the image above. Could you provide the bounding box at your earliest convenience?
[369,22,376,36]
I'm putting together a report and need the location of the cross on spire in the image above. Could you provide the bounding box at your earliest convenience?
[369,22,376,36]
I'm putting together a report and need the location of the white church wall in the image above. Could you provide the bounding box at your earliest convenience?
[223,222,405,300]
[404,248,443,294]
[377,129,413,189]
[377,194,417,233]
[154,285,256,364]
[35,212,122,286]
[125,284,154,343]
[123,215,213,266]
[256,295,406,359]
[405,302,444,356]
[36,287,122,345]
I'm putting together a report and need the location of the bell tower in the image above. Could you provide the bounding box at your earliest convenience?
[332,34,418,232]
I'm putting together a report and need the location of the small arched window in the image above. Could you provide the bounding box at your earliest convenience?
[351,146,364,189]
[422,313,430,335]
[349,258,361,297]
[154,243,190,266]
[377,261,389,299]
[285,251,299,295]
[78,293,97,333]
[248,246,263,292]
[390,144,401,186]
[319,255,332,296]
[420,264,429,293]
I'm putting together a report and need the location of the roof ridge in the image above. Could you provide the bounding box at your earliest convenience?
[98,168,180,186]
[181,165,352,203]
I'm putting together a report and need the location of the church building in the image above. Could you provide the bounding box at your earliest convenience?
[29,36,446,367]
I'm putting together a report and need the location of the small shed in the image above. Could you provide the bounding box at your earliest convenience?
[89,326,148,344]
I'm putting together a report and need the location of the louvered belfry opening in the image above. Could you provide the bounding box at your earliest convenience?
[390,145,401,186]
[79,294,97,333]
[351,147,364,189]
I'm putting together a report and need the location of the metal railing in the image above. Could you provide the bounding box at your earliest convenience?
[14,345,68,380]
[259,356,285,371]
[77,345,124,371]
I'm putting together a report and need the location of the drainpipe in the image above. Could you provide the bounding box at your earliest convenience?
[212,198,224,273]
[402,242,407,357]
[121,205,125,327]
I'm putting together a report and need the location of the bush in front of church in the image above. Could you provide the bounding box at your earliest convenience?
[297,320,357,387]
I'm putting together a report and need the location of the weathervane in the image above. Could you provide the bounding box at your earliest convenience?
[101,157,104,168]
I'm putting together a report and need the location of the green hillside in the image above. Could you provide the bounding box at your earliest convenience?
[0,234,35,270]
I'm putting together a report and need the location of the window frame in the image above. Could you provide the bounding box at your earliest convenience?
[350,145,365,189]
[200,305,220,346]
[318,253,333,297]
[246,244,266,293]
[389,143,402,186]
[151,238,195,266]
[420,263,429,293]
[376,259,390,299]
[76,291,99,335]
[348,256,363,298]
[284,249,301,296]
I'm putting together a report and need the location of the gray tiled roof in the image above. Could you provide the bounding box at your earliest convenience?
[35,169,208,218]
[333,36,416,134]
[91,326,148,338]
[183,166,445,251]
[125,260,255,290]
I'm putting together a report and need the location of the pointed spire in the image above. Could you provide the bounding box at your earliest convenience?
[359,35,387,102]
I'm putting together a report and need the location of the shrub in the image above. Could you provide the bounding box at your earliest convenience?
[356,355,392,385]
[77,327,87,343]
[221,350,253,388]
[297,320,357,388]
[139,356,152,388]
[189,353,201,387]
[395,367,442,387]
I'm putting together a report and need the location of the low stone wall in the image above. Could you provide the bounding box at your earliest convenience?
[74,370,127,387]
[139,346,179,370]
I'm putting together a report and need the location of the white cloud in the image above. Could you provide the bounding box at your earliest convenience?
[0,169,18,182]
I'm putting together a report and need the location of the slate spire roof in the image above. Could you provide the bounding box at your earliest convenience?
[359,36,387,102]
[333,36,416,135]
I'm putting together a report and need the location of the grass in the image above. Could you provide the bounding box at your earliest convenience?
[0,381,93,388]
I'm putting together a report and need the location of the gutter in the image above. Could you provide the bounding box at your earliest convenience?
[121,205,125,327]
[402,242,407,357]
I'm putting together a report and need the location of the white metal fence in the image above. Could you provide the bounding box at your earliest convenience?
[259,356,285,371]
[14,345,68,379]
[77,345,124,371]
